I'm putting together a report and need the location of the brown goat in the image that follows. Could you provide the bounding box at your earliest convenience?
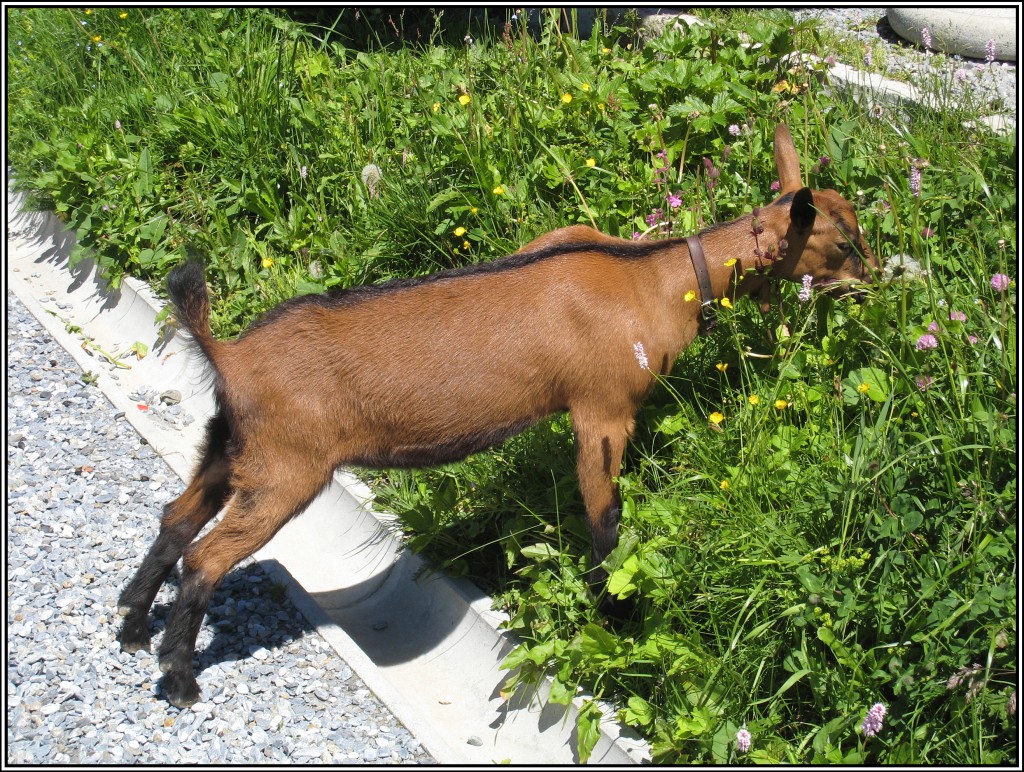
[117,124,877,707]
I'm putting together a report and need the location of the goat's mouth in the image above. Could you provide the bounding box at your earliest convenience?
[814,277,870,302]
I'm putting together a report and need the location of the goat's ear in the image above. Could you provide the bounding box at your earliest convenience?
[791,187,817,233]
[774,124,803,193]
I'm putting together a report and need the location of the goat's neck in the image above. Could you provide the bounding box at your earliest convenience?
[692,212,786,301]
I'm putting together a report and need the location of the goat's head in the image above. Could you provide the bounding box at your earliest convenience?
[767,124,878,298]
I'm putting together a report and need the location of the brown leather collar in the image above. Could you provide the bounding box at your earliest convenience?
[686,235,717,335]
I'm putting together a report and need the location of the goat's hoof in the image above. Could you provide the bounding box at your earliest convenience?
[161,671,202,709]
[118,618,151,654]
[599,593,638,623]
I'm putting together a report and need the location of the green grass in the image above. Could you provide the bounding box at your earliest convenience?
[7,7,1016,764]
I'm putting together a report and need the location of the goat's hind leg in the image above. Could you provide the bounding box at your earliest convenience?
[118,412,233,653]
[157,461,332,708]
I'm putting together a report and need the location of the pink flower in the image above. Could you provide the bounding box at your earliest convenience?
[770,180,781,192]
[645,209,663,227]
[736,727,752,753]
[916,334,939,351]
[861,702,887,738]
[728,124,740,137]
[921,226,934,239]
[909,166,921,197]
[667,191,682,209]
[798,274,813,302]
[948,310,967,322]
[991,273,1010,292]
[986,38,996,64]
[915,375,933,391]
[927,321,941,333]
[921,27,932,50]
[115,119,122,131]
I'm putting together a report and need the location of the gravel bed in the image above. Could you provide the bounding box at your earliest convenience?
[6,290,433,765]
[793,7,1016,120]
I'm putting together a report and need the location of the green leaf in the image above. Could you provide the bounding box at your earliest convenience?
[575,700,603,764]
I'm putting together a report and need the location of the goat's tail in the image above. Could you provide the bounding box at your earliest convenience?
[167,261,223,372]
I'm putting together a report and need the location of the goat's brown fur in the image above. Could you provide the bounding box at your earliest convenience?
[118,124,877,707]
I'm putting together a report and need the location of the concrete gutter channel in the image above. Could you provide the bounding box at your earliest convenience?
[6,13,1014,761]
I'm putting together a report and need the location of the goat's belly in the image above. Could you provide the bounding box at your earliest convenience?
[350,414,542,469]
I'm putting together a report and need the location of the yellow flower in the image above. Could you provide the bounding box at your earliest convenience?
[119,12,128,19]
[857,382,871,394]
[724,258,737,267]
[581,83,590,91]
[709,411,725,425]
[92,35,102,42]
[432,102,440,112]
[470,206,478,215]
[586,158,596,167]
[602,47,611,54]
[458,94,471,106]
[774,399,788,410]
[684,290,696,302]
[454,226,467,237]
[719,479,730,491]
[492,185,505,195]
[462,240,471,250]
[715,362,728,372]
[262,257,274,269]
[85,8,93,13]
[720,297,733,309]
[597,103,605,111]
[748,394,760,406]
[561,93,572,104]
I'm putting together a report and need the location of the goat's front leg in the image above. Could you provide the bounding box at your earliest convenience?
[571,409,633,614]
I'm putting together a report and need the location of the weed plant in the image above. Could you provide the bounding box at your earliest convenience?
[7,7,1016,764]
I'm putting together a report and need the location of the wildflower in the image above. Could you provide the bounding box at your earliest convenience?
[818,155,831,168]
[683,290,696,302]
[115,119,122,131]
[927,321,941,333]
[955,67,968,83]
[709,412,724,425]
[915,333,939,351]
[581,83,590,91]
[909,166,921,197]
[92,35,102,43]
[454,226,467,237]
[921,226,934,239]
[645,209,663,227]
[990,273,1010,291]
[561,93,572,104]
[715,362,728,373]
[633,341,649,370]
[728,124,741,137]
[262,257,274,269]
[469,206,478,215]
[631,232,641,240]
[967,335,978,345]
[985,38,996,64]
[736,727,751,753]
[85,8,92,13]
[586,158,596,167]
[948,310,967,322]
[492,185,505,196]
[458,94,471,106]
[432,102,440,112]
[857,382,871,394]
[921,27,932,50]
[720,297,732,309]
[300,165,307,180]
[770,180,781,192]
[667,191,682,209]
[462,240,471,250]
[119,12,128,19]
[864,49,873,67]
[774,399,788,410]
[798,274,813,302]
[724,258,737,267]
[915,375,933,391]
[748,394,760,406]
[861,703,887,737]
[720,479,729,490]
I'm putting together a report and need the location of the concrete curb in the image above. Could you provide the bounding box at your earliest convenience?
[6,182,650,765]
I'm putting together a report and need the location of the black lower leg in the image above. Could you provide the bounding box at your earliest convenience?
[118,519,201,653]
[157,568,216,708]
